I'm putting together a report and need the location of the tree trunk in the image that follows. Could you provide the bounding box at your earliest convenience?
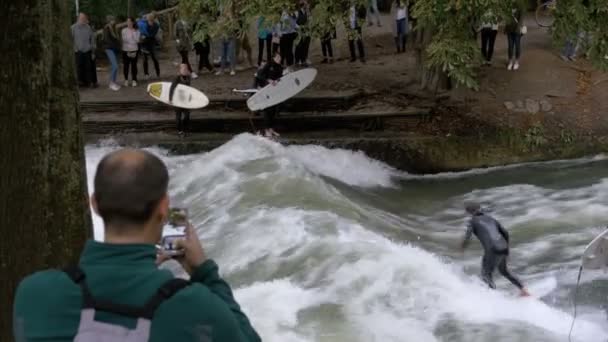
[414,27,451,93]
[128,0,135,17]
[0,0,92,339]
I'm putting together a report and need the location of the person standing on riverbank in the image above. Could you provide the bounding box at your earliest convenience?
[122,17,141,87]
[505,1,526,71]
[175,19,198,79]
[367,0,382,27]
[461,203,531,296]
[170,64,193,136]
[320,26,336,64]
[295,0,312,67]
[257,16,273,66]
[71,12,98,88]
[280,9,298,70]
[103,15,121,91]
[141,12,161,80]
[348,3,367,64]
[480,10,499,66]
[391,0,408,54]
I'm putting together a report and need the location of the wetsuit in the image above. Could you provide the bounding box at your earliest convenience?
[169,75,192,133]
[253,60,283,130]
[462,212,524,290]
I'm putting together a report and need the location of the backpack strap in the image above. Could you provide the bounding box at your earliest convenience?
[140,278,191,318]
[63,266,191,320]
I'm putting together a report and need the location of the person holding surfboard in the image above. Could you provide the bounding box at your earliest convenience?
[461,203,531,296]
[253,51,284,138]
[169,64,193,136]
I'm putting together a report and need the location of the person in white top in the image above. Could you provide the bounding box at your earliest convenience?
[479,11,499,66]
[391,1,408,53]
[121,17,141,87]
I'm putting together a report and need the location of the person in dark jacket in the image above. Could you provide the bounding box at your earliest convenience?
[192,22,215,74]
[253,51,284,138]
[142,12,161,79]
[169,64,192,136]
[295,0,312,66]
[461,203,531,296]
[103,15,121,91]
[13,148,262,342]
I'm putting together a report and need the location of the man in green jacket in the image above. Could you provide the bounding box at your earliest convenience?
[13,148,262,342]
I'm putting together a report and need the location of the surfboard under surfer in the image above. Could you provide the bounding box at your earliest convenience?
[461,203,531,297]
[252,51,284,138]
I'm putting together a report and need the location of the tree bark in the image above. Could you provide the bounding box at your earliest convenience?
[414,27,451,93]
[0,0,92,339]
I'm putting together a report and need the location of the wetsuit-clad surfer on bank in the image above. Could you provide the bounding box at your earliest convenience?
[252,50,284,138]
[169,63,192,136]
[461,203,531,296]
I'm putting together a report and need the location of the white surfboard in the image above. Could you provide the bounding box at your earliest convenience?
[582,229,608,270]
[246,68,317,112]
[147,82,209,109]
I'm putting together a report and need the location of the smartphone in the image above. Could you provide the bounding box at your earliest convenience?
[158,207,188,257]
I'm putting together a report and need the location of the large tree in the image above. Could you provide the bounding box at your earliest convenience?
[0,0,91,338]
[181,0,608,90]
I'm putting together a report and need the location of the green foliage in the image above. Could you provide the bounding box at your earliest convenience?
[425,32,481,90]
[176,0,607,89]
[412,0,525,89]
[77,0,162,27]
[523,123,548,150]
[552,0,608,70]
[180,0,366,42]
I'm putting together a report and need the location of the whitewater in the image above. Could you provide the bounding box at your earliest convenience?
[85,133,608,342]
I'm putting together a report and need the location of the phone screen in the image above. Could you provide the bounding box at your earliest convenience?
[159,207,188,256]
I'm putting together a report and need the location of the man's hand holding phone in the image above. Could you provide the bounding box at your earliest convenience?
[156,223,207,275]
[173,223,207,275]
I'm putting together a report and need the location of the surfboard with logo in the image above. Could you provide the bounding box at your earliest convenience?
[246,68,317,112]
[147,82,209,109]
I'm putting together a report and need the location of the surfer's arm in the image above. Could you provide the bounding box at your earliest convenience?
[497,221,510,243]
[461,223,474,249]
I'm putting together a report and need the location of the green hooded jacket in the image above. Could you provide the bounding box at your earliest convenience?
[13,240,262,342]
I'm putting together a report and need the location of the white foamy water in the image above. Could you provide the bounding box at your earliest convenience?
[85,134,608,341]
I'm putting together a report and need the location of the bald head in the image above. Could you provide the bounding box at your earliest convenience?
[93,149,169,229]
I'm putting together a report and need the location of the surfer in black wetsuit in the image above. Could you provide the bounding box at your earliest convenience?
[461,203,531,296]
[252,50,284,138]
[169,64,192,136]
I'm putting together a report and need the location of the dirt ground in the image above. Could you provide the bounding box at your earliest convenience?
[81,13,608,138]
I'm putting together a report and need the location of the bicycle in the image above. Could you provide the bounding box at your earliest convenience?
[536,0,557,27]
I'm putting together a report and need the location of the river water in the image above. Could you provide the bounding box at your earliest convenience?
[85,134,608,342]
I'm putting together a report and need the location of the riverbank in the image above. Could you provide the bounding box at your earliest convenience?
[81,14,608,173]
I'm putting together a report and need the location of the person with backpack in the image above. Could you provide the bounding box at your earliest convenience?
[13,148,262,342]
